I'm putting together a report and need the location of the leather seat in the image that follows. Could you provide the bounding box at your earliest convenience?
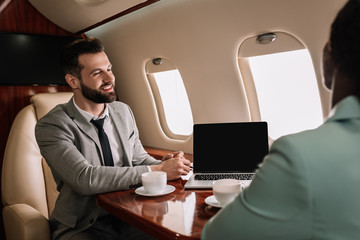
[2,92,73,240]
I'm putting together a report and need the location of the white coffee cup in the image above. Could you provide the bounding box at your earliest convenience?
[212,179,242,205]
[141,171,167,194]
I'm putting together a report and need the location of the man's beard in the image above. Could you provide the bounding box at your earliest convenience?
[80,82,117,103]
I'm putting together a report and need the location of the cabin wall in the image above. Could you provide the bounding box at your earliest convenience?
[87,0,346,154]
[0,0,349,238]
[0,0,77,239]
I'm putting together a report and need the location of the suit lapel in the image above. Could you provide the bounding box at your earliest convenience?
[108,103,131,166]
[65,98,102,152]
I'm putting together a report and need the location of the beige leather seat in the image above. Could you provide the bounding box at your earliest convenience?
[2,92,73,240]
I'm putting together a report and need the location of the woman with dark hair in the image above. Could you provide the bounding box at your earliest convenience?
[202,1,360,239]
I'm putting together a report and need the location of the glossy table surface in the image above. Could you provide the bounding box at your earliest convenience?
[96,179,219,240]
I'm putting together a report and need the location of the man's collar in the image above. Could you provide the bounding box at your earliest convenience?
[72,98,109,122]
[325,95,360,123]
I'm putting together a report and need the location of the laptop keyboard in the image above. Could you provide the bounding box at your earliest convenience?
[194,173,253,181]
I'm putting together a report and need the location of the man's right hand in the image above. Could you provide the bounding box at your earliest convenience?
[151,152,191,180]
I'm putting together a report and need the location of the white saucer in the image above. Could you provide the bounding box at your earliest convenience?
[205,195,225,208]
[135,185,175,197]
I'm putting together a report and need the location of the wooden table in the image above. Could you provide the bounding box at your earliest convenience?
[96,179,219,240]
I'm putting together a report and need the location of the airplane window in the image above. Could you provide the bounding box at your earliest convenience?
[239,32,323,140]
[153,70,193,135]
[248,49,323,139]
[146,59,193,139]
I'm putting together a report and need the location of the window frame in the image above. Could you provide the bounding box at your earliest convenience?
[238,32,323,140]
[146,58,193,140]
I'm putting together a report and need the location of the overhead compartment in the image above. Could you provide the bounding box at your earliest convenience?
[28,0,157,33]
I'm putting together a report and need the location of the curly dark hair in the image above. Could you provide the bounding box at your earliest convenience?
[60,37,105,79]
[330,0,360,83]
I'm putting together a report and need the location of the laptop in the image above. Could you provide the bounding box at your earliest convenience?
[184,122,269,189]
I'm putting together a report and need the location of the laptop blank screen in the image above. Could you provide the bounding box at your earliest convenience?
[193,122,269,173]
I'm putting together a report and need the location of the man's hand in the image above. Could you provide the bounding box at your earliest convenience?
[161,151,183,161]
[151,151,191,180]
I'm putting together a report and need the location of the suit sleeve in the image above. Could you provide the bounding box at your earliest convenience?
[201,136,312,240]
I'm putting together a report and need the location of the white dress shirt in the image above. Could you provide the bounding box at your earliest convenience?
[73,99,124,167]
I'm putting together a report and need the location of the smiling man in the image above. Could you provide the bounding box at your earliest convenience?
[65,50,117,114]
[35,37,191,240]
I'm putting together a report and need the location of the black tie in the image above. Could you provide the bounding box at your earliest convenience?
[91,118,114,166]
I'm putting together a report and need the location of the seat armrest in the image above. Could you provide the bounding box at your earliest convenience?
[3,204,51,240]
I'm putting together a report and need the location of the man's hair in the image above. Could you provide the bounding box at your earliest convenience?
[330,0,360,82]
[60,37,105,78]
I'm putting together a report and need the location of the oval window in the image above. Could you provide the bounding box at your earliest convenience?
[239,32,323,139]
[146,58,193,139]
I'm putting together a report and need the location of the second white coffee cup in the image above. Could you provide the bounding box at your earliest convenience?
[141,171,167,194]
[212,179,242,206]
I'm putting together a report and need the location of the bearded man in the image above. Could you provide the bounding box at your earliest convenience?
[35,37,191,240]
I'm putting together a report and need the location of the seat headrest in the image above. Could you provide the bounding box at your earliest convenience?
[31,92,73,120]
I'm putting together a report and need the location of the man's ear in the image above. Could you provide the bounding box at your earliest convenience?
[65,74,80,89]
[322,42,335,91]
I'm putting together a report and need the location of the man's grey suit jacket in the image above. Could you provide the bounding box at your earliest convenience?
[35,97,161,239]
